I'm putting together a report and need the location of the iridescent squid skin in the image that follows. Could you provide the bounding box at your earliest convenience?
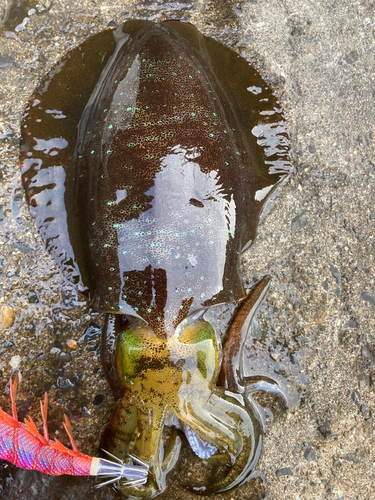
[20,20,291,497]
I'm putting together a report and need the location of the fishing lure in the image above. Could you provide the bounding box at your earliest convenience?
[0,374,148,488]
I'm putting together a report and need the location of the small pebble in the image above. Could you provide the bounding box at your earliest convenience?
[50,347,61,355]
[329,264,341,284]
[0,55,13,69]
[291,212,309,233]
[66,339,77,349]
[358,374,370,389]
[56,377,74,390]
[28,291,39,304]
[304,448,316,461]
[356,334,367,344]
[361,345,372,359]
[276,467,293,477]
[360,404,367,413]
[351,391,360,406]
[361,291,375,306]
[290,353,298,365]
[10,355,21,370]
[318,422,332,438]
[340,451,363,464]
[0,305,15,328]
[344,49,359,64]
[59,352,72,362]
[84,324,102,341]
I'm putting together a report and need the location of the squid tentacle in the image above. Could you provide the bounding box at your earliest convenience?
[107,396,177,477]
[107,396,181,499]
[122,428,181,499]
[178,387,262,493]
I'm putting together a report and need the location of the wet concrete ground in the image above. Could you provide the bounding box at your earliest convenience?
[0,1,374,499]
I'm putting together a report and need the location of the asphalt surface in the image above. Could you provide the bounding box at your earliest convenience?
[0,1,374,499]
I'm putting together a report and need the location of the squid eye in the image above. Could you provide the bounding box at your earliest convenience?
[175,317,220,382]
[115,316,161,382]
[118,316,155,346]
[176,318,216,345]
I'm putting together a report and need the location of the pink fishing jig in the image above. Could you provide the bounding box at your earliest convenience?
[0,374,148,488]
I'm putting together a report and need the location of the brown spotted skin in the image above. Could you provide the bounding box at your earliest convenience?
[20,20,291,498]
